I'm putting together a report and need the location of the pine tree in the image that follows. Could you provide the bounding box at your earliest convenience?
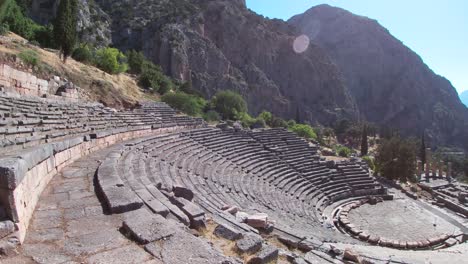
[361,124,368,156]
[54,0,77,63]
[420,132,426,167]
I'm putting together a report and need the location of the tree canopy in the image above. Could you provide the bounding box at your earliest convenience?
[375,136,417,182]
[54,0,78,62]
[212,90,247,120]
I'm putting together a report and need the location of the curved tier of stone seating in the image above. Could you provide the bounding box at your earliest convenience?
[96,127,383,242]
[0,92,205,242]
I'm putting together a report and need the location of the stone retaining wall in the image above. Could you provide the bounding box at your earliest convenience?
[0,126,190,242]
[0,64,78,100]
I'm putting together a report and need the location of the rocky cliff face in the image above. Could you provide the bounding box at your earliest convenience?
[28,1,467,150]
[30,0,112,47]
[29,0,358,124]
[289,4,468,150]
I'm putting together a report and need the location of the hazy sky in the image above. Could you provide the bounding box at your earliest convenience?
[246,0,468,94]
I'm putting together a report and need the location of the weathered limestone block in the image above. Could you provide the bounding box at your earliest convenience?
[173,185,194,201]
[246,213,268,229]
[247,245,278,264]
[122,208,175,244]
[236,233,263,254]
[214,223,243,241]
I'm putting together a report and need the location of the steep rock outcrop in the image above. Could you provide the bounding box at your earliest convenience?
[89,0,358,124]
[289,4,468,149]
[29,0,112,47]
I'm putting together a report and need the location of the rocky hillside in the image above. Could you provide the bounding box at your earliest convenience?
[29,0,358,125]
[289,4,468,150]
[28,1,468,150]
[0,33,146,108]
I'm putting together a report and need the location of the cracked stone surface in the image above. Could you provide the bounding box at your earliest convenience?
[347,199,459,241]
[3,143,241,264]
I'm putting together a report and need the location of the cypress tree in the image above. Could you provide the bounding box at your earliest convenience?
[420,132,426,167]
[361,124,368,156]
[54,0,77,63]
[295,107,301,123]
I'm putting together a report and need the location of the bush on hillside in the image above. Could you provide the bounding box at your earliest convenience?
[212,90,247,120]
[95,47,128,74]
[235,112,256,128]
[269,116,288,128]
[139,62,174,94]
[161,92,206,116]
[257,111,273,125]
[32,23,55,48]
[0,23,8,35]
[289,123,317,140]
[335,145,352,158]
[18,49,39,67]
[202,110,221,123]
[287,119,296,128]
[126,49,145,74]
[361,156,376,171]
[72,44,93,63]
[375,136,417,182]
[252,118,266,129]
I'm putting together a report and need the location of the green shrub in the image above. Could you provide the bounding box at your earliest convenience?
[289,124,317,140]
[287,119,296,128]
[139,62,174,94]
[95,47,128,74]
[270,116,288,128]
[252,118,266,129]
[0,23,8,35]
[72,44,93,63]
[32,24,55,48]
[375,136,417,182]
[18,49,39,67]
[161,92,206,116]
[235,112,256,128]
[126,49,145,74]
[361,156,376,171]
[335,145,352,158]
[212,90,247,120]
[257,111,272,125]
[202,110,221,123]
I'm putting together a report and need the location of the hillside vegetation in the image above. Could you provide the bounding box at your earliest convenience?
[0,32,149,108]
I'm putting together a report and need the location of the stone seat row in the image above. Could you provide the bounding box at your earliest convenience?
[0,93,206,242]
[0,93,204,153]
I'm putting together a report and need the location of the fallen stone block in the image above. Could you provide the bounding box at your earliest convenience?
[343,249,361,263]
[248,245,278,264]
[134,189,169,217]
[122,208,175,244]
[173,185,194,201]
[235,211,249,223]
[169,196,205,229]
[102,185,144,214]
[214,223,243,241]
[246,213,268,229]
[226,206,239,215]
[236,233,263,254]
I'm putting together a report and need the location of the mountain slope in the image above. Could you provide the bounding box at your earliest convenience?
[461,91,468,107]
[289,4,468,150]
[30,0,358,125]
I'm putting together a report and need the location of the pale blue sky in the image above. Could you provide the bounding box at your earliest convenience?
[246,0,468,94]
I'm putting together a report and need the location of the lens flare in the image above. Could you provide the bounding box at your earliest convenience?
[293,35,310,54]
